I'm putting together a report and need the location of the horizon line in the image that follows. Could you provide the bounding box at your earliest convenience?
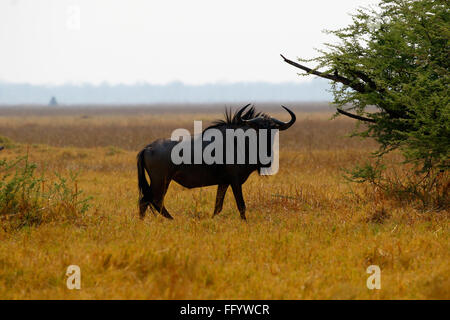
[0,79,322,87]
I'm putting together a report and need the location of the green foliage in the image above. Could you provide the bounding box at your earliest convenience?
[0,136,16,149]
[0,154,92,231]
[344,161,385,185]
[294,0,449,205]
[106,146,123,156]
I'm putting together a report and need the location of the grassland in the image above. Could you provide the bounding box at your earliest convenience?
[0,104,448,299]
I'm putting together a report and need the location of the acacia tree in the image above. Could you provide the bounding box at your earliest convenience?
[282,0,449,205]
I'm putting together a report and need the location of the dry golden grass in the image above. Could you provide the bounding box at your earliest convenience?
[0,105,448,299]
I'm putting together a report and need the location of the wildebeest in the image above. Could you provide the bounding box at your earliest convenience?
[137,104,296,220]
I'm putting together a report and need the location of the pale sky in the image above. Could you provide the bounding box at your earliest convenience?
[0,0,379,85]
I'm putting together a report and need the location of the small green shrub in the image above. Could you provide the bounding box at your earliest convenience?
[0,136,16,149]
[0,154,92,231]
[105,146,123,156]
[345,160,449,210]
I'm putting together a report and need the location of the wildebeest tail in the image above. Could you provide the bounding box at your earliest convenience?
[137,148,151,201]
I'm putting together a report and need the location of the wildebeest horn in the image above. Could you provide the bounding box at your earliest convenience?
[235,104,251,120]
[271,106,296,130]
[241,117,262,125]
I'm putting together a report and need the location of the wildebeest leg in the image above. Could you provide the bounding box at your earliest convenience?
[153,202,173,220]
[213,184,228,217]
[150,179,174,220]
[231,183,246,220]
[138,186,153,219]
[139,199,151,219]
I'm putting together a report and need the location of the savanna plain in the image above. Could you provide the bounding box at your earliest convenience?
[0,103,448,299]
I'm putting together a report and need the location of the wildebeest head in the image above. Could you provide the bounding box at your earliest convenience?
[239,104,296,131]
[203,104,296,176]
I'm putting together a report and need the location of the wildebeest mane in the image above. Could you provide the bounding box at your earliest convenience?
[205,105,269,131]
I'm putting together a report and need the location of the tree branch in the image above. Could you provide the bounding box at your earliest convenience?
[280,54,411,120]
[280,54,366,93]
[337,108,376,123]
[342,64,379,91]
